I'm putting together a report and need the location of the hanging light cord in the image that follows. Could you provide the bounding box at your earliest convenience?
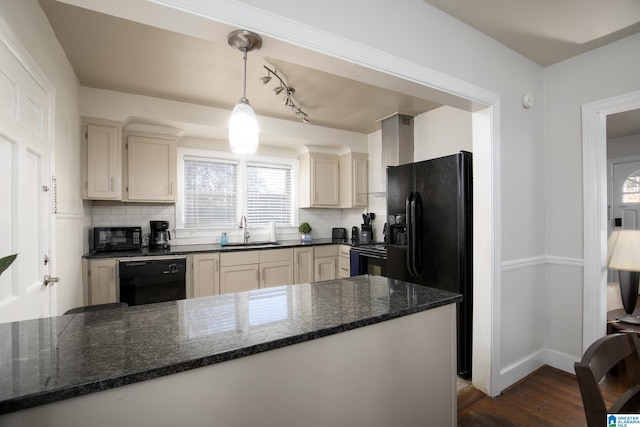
[261,65,309,124]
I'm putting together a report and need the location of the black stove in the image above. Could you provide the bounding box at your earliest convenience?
[351,242,387,258]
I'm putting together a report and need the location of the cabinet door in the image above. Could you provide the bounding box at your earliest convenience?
[261,261,293,288]
[294,247,314,284]
[314,256,337,282]
[127,135,176,202]
[353,156,368,207]
[311,155,339,206]
[84,122,121,200]
[192,253,220,298]
[88,259,117,305]
[339,153,368,208]
[220,264,260,294]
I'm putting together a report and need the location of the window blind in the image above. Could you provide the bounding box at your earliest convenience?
[247,162,292,225]
[183,156,238,227]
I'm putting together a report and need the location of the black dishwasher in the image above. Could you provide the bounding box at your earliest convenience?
[119,257,186,306]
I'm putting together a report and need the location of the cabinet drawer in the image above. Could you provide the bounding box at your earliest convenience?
[220,250,260,266]
[338,256,350,277]
[314,244,338,258]
[260,248,293,263]
[339,245,351,257]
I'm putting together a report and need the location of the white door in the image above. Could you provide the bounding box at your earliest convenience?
[612,160,640,231]
[0,40,54,323]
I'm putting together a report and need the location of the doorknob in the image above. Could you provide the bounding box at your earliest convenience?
[43,275,60,286]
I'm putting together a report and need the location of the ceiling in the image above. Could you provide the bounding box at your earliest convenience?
[38,0,640,138]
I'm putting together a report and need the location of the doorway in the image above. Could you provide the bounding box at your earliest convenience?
[582,91,640,353]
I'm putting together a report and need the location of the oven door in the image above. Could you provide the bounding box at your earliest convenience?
[118,256,186,306]
[350,248,387,276]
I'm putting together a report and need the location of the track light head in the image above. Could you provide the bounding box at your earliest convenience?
[273,86,284,95]
[259,75,271,85]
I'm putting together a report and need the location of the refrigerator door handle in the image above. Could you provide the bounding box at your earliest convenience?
[411,191,423,276]
[405,192,416,276]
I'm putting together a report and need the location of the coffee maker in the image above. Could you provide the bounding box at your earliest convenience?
[150,221,171,250]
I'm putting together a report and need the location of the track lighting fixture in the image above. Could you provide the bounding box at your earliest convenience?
[227,29,262,155]
[259,65,310,125]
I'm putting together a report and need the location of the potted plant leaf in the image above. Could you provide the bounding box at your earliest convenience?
[0,254,17,276]
[298,222,312,242]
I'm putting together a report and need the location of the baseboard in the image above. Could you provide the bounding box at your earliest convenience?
[499,349,545,391]
[543,347,578,375]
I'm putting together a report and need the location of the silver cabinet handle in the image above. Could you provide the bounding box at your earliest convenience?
[43,275,60,286]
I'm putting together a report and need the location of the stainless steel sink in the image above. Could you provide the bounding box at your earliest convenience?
[223,241,282,248]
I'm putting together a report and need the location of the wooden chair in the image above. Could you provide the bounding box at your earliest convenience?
[64,302,128,315]
[574,332,640,427]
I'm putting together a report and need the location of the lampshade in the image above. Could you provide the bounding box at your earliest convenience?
[229,100,258,155]
[608,230,640,271]
[227,30,262,155]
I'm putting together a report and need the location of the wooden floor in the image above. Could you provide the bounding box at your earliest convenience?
[458,365,629,426]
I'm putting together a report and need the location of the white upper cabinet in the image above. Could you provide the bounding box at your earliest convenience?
[82,118,122,200]
[340,152,368,208]
[299,152,340,208]
[126,134,177,202]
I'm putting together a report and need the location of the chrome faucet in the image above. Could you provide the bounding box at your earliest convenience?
[239,215,250,243]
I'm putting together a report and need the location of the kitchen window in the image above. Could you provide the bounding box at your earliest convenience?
[176,148,297,231]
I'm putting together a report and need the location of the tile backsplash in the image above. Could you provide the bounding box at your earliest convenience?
[86,202,386,247]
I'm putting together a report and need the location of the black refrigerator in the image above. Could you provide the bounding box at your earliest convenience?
[386,151,473,379]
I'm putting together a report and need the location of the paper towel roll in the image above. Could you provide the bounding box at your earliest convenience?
[269,222,277,242]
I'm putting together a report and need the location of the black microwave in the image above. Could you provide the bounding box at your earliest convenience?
[93,227,142,252]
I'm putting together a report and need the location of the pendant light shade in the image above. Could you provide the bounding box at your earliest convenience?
[229,100,258,155]
[227,30,262,155]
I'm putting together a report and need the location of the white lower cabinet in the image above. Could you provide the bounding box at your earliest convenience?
[220,251,260,294]
[294,247,314,284]
[314,245,338,282]
[191,253,220,297]
[82,258,117,305]
[260,249,294,288]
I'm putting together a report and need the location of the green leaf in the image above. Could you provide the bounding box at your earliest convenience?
[0,254,18,276]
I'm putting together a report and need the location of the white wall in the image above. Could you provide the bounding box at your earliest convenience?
[0,0,84,314]
[545,33,640,365]
[414,106,472,161]
[608,133,640,159]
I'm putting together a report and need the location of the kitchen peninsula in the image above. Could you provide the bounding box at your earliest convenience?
[0,275,461,426]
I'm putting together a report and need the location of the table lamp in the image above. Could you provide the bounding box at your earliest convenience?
[608,230,640,324]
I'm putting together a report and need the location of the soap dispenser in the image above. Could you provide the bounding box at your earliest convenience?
[220,232,228,246]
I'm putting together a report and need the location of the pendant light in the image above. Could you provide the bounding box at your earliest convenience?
[227,30,262,155]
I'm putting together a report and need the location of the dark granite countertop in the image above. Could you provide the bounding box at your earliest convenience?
[0,275,461,415]
[82,238,364,259]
